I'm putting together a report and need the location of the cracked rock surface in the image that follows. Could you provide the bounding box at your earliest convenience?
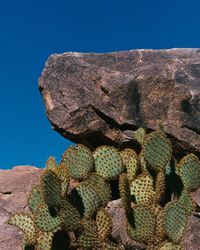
[39,48,200,155]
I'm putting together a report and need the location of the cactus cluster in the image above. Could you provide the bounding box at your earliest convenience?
[120,126,200,249]
[8,144,123,249]
[8,128,200,249]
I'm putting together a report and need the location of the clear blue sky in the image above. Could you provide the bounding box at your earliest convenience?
[0,0,200,169]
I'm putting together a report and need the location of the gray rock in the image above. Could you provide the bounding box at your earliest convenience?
[39,49,200,156]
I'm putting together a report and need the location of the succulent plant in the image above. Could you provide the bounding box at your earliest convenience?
[28,185,44,213]
[153,169,166,204]
[86,173,112,206]
[120,148,139,181]
[163,201,188,243]
[142,130,172,172]
[130,172,155,205]
[152,240,184,250]
[62,144,94,180]
[35,203,62,232]
[36,231,55,250]
[127,205,156,244]
[96,208,112,240]
[72,181,102,217]
[119,173,133,224]
[178,189,196,215]
[45,156,57,172]
[176,153,200,192]
[60,199,81,231]
[41,170,62,208]
[8,126,200,249]
[93,145,124,179]
[133,127,146,145]
[8,213,36,245]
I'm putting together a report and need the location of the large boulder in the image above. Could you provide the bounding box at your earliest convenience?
[39,49,200,156]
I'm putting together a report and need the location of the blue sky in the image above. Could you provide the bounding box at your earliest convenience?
[0,0,200,169]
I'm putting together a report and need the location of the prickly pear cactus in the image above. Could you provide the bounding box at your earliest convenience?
[28,185,44,213]
[127,205,156,244]
[41,170,62,207]
[73,181,102,216]
[93,145,124,179]
[120,148,139,181]
[130,172,155,205]
[142,130,172,172]
[96,208,112,240]
[62,144,94,180]
[8,213,36,245]
[176,153,200,191]
[7,126,200,250]
[163,201,188,243]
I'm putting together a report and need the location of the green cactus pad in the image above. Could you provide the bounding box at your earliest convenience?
[154,170,166,204]
[101,241,123,250]
[126,156,139,181]
[35,204,61,232]
[155,208,165,242]
[121,149,139,181]
[41,170,62,207]
[130,172,155,205]
[176,153,200,191]
[77,218,100,250]
[93,146,124,179]
[139,149,148,172]
[143,130,172,171]
[62,144,94,180]
[28,186,44,213]
[120,148,137,166]
[155,241,184,250]
[60,199,81,230]
[119,173,133,223]
[178,189,196,215]
[8,213,36,244]
[45,156,57,171]
[96,208,112,240]
[77,234,100,250]
[133,127,146,145]
[75,182,102,216]
[36,231,54,250]
[163,201,188,243]
[86,173,112,206]
[55,162,70,196]
[127,205,156,243]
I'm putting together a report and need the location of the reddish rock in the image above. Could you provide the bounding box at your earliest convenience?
[0,166,43,250]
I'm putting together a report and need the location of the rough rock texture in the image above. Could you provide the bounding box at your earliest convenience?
[1,166,200,249]
[39,49,200,156]
[0,166,43,250]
